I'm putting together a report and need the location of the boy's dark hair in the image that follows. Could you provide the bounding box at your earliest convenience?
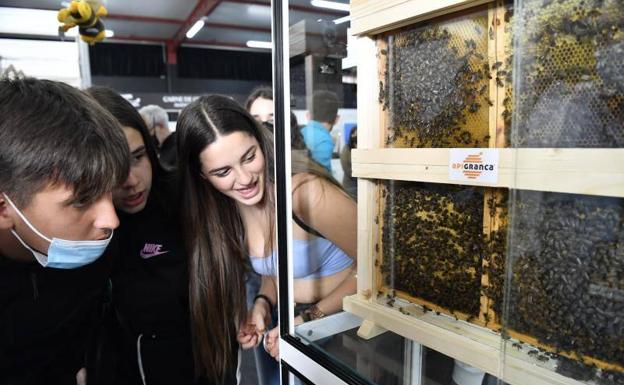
[0,78,130,207]
[310,90,339,124]
[244,86,273,111]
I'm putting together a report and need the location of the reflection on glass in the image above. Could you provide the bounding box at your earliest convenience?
[287,0,357,347]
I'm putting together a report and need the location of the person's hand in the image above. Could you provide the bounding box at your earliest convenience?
[237,299,272,349]
[264,326,280,361]
[250,299,272,334]
[237,320,260,349]
[75,367,86,385]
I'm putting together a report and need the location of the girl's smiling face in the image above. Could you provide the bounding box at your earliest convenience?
[199,131,265,206]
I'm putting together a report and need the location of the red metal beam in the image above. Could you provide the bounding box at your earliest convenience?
[223,0,346,17]
[107,35,255,52]
[106,14,270,34]
[184,39,250,49]
[106,14,184,25]
[172,0,222,48]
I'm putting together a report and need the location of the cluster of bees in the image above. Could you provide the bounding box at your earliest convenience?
[379,13,492,148]
[379,182,488,317]
[507,190,623,377]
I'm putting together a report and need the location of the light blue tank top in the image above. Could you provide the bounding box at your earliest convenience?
[250,237,353,279]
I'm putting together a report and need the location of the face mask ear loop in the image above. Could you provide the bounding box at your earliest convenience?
[2,194,53,243]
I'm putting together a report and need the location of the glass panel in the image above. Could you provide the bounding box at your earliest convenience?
[503,190,624,384]
[502,0,624,384]
[511,0,624,148]
[285,0,360,374]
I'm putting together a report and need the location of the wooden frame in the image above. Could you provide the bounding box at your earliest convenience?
[343,296,587,385]
[352,148,624,198]
[350,0,491,36]
[346,0,623,384]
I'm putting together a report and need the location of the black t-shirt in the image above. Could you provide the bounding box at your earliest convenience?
[0,245,113,385]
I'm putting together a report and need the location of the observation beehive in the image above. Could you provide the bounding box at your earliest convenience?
[345,0,624,384]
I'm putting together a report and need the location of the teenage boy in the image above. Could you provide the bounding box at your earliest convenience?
[0,78,130,384]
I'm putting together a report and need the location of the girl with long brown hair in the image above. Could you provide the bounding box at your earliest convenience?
[176,95,356,378]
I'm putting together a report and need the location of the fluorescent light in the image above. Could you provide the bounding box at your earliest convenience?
[246,40,272,49]
[333,15,350,24]
[0,7,77,37]
[104,29,114,38]
[311,0,349,12]
[246,4,271,17]
[186,19,204,39]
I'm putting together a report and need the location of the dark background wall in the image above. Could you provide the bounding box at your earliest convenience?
[89,42,355,107]
[89,43,272,103]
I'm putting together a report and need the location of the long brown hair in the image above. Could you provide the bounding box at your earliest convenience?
[176,95,274,382]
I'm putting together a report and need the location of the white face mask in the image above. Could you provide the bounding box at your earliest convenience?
[4,194,113,269]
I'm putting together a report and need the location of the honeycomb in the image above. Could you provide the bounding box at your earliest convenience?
[512,0,624,148]
[380,9,491,148]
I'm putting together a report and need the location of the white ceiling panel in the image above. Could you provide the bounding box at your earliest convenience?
[206,2,270,28]
[103,0,196,21]
[0,0,62,10]
[194,26,271,46]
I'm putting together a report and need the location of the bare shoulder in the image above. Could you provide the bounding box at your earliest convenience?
[291,172,336,199]
[291,172,352,217]
[291,172,320,189]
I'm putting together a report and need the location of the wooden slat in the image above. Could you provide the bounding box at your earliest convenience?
[352,148,624,198]
[376,286,484,326]
[350,0,492,36]
[354,35,380,300]
[479,2,499,328]
[480,0,510,329]
[344,295,590,385]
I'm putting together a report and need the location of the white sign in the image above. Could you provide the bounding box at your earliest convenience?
[449,148,499,184]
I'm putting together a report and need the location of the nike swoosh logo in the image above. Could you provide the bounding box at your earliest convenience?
[139,250,170,259]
